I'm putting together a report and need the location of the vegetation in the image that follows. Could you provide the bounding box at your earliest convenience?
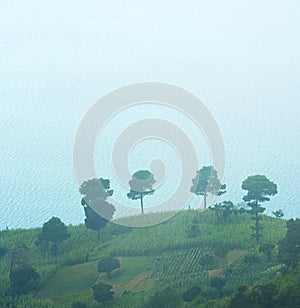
[127,170,156,214]
[92,282,114,303]
[242,175,278,242]
[80,178,115,241]
[1,170,299,307]
[97,257,120,279]
[190,166,226,209]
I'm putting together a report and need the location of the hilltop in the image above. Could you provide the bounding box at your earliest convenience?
[0,209,297,307]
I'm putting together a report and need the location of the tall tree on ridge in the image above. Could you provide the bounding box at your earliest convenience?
[190,166,226,210]
[80,178,115,241]
[242,175,277,243]
[127,170,156,214]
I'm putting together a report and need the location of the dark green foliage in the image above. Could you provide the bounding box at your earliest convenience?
[0,247,7,259]
[40,217,70,244]
[79,178,113,204]
[71,301,87,308]
[209,201,237,223]
[278,219,300,269]
[242,175,278,242]
[228,284,279,308]
[182,286,201,302]
[259,243,275,262]
[272,209,284,219]
[98,257,120,278]
[80,178,115,240]
[190,166,226,209]
[37,217,70,255]
[147,287,181,308]
[127,170,156,214]
[210,276,226,298]
[82,202,112,241]
[11,265,39,295]
[243,252,261,264]
[92,282,114,303]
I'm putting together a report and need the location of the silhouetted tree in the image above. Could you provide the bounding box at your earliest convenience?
[242,175,277,242]
[98,257,120,279]
[37,217,70,256]
[272,209,284,219]
[127,170,156,214]
[92,282,114,303]
[80,178,115,241]
[209,200,236,223]
[190,166,226,210]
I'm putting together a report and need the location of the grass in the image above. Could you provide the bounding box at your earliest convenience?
[36,261,98,299]
[37,256,155,300]
[99,257,155,296]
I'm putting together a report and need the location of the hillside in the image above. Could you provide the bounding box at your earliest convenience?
[0,209,295,307]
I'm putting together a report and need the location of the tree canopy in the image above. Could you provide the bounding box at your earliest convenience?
[92,282,114,303]
[190,166,226,209]
[278,219,300,269]
[242,175,277,242]
[98,257,120,278]
[80,178,115,241]
[127,170,156,214]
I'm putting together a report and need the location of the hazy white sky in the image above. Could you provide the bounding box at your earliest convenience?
[0,1,299,227]
[1,0,298,100]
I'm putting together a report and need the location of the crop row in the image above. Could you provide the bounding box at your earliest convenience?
[150,246,212,278]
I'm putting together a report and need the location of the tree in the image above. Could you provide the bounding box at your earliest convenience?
[127,170,156,214]
[190,166,226,210]
[37,217,70,255]
[272,209,284,219]
[82,199,114,241]
[9,244,38,308]
[209,201,236,223]
[210,276,226,298]
[278,219,300,269]
[11,265,39,295]
[182,286,201,302]
[242,175,278,242]
[92,282,114,303]
[147,287,181,308]
[259,243,275,262]
[80,178,115,241]
[98,257,120,279]
[228,284,279,308]
[79,178,113,204]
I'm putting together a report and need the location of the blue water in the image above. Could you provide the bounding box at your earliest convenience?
[0,0,299,229]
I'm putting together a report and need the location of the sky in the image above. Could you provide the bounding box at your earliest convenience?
[0,0,299,228]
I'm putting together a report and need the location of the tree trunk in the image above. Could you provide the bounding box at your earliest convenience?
[203,194,207,210]
[140,195,144,214]
[255,200,259,243]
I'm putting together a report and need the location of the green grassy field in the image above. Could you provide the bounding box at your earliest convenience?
[36,261,99,299]
[37,256,155,300]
